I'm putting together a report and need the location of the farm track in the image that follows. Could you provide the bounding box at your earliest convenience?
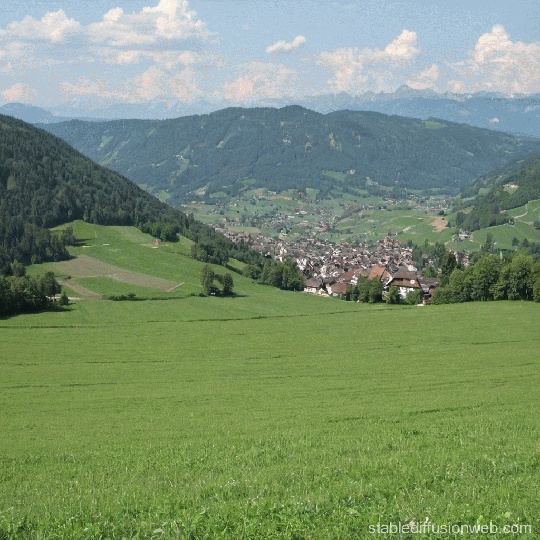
[59,280,102,300]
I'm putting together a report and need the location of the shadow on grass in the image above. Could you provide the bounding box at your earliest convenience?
[0,303,72,321]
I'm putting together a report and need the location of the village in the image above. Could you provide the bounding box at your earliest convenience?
[217,229,469,303]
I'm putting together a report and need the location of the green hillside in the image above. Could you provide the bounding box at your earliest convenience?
[455,153,540,232]
[1,222,538,538]
[2,243,539,539]
[0,114,265,280]
[40,107,540,202]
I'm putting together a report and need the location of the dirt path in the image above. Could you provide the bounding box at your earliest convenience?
[513,204,528,220]
[59,280,102,300]
[54,254,181,291]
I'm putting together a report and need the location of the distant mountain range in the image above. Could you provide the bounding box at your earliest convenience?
[0,103,104,124]
[298,87,540,138]
[4,86,539,136]
[40,106,540,203]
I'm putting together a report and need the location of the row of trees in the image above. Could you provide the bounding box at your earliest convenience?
[342,276,383,303]
[342,276,423,305]
[433,253,540,304]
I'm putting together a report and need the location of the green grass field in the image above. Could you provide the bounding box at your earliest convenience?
[1,225,539,539]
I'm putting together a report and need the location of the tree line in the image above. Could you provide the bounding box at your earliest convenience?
[433,252,540,304]
[242,258,305,291]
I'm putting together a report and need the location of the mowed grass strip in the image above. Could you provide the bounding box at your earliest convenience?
[0,300,539,539]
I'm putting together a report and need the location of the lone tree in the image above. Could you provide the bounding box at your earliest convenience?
[222,273,234,296]
[199,264,215,295]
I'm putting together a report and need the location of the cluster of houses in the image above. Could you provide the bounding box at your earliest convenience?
[304,265,439,304]
[220,230,443,303]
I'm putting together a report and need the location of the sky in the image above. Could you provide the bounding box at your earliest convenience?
[0,0,539,111]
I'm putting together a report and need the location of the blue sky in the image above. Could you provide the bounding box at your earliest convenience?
[0,0,538,110]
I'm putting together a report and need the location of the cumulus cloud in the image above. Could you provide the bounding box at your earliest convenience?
[222,62,297,102]
[407,64,440,90]
[318,30,421,93]
[1,83,37,102]
[132,65,200,102]
[266,35,307,54]
[451,25,540,94]
[0,1,213,105]
[87,0,211,47]
[0,10,81,43]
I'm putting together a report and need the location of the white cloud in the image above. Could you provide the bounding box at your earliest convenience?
[451,25,540,94]
[87,0,211,47]
[266,35,307,54]
[1,83,38,103]
[318,30,421,93]
[100,48,203,67]
[59,79,129,101]
[383,30,420,60]
[407,64,440,90]
[0,10,81,43]
[222,62,297,102]
[132,65,201,102]
[0,1,214,105]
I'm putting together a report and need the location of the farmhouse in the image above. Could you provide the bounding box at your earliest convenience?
[386,267,422,299]
[304,277,323,294]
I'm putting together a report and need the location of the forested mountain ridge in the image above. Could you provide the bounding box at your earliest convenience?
[40,106,540,203]
[457,152,540,231]
[0,114,256,271]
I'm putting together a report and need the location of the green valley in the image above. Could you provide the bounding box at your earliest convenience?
[1,221,539,539]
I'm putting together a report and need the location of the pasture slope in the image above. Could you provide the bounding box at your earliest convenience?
[1,223,539,539]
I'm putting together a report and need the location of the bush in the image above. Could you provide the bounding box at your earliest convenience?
[386,286,401,304]
[406,290,421,305]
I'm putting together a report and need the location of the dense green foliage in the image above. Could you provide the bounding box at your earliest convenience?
[258,258,305,291]
[199,264,235,296]
[0,114,265,272]
[433,253,540,304]
[41,107,539,201]
[342,275,384,303]
[457,153,540,231]
[0,270,60,316]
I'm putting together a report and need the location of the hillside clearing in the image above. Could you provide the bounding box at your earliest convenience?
[52,254,181,291]
[430,216,448,232]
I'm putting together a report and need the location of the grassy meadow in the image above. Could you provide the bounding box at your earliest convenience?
[1,224,539,539]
